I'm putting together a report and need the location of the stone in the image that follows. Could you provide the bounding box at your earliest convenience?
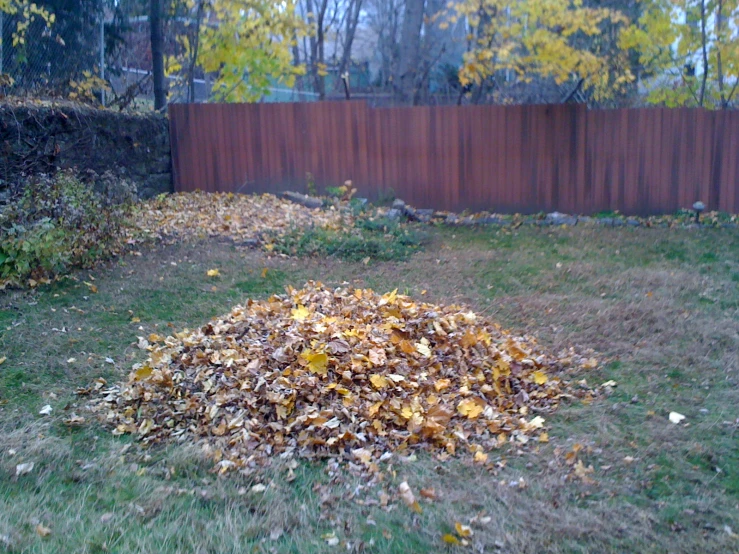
[392,198,406,210]
[385,208,402,220]
[281,191,323,209]
[596,218,614,226]
[477,216,503,225]
[626,219,641,227]
[612,219,625,227]
[545,211,577,225]
[415,209,434,222]
[445,213,459,224]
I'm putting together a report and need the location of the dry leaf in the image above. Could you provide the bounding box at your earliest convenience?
[669,412,686,424]
[16,462,34,476]
[35,524,51,537]
[455,522,474,538]
[442,534,460,544]
[419,488,436,500]
[206,269,220,277]
[0,356,7,366]
[398,481,422,513]
[39,404,53,416]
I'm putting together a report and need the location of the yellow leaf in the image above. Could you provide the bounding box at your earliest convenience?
[35,523,51,537]
[301,350,328,375]
[457,397,485,419]
[415,342,432,358]
[455,522,474,538]
[133,366,153,380]
[261,267,269,278]
[206,269,220,277]
[473,451,488,464]
[0,356,6,366]
[398,481,422,513]
[442,534,460,544]
[434,378,451,392]
[370,374,389,389]
[291,305,310,321]
[539,432,549,443]
[533,371,548,385]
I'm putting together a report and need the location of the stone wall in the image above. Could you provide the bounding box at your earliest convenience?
[0,101,172,200]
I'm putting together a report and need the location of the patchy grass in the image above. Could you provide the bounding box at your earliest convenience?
[1,226,738,553]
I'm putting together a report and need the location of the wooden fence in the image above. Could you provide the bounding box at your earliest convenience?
[168,102,739,215]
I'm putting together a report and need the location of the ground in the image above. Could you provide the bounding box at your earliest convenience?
[1,225,738,553]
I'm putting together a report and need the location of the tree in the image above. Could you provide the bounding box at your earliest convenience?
[450,0,635,103]
[150,0,166,109]
[620,0,739,108]
[394,0,424,103]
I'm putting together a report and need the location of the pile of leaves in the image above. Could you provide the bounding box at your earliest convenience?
[130,192,352,245]
[92,283,595,472]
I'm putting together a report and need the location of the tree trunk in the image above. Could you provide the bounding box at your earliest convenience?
[394,0,425,105]
[698,0,708,107]
[187,0,205,103]
[150,0,167,110]
[338,0,363,77]
[716,0,727,108]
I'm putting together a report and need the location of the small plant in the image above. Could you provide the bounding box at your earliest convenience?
[306,172,317,197]
[375,188,396,206]
[325,181,357,201]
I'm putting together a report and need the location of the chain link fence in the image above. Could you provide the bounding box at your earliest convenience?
[1,5,109,101]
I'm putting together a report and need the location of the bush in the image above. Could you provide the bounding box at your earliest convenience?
[272,216,428,262]
[0,170,136,286]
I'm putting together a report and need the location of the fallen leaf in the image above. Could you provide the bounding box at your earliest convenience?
[301,350,328,375]
[669,411,686,424]
[455,522,473,538]
[442,534,460,544]
[251,483,267,493]
[291,305,310,321]
[419,487,436,500]
[532,371,548,385]
[35,524,51,537]
[474,451,488,464]
[398,481,422,513]
[16,462,34,476]
[39,405,53,416]
[206,269,220,277]
[457,397,485,419]
[0,356,6,366]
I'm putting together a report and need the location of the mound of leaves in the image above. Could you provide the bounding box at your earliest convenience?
[131,192,351,244]
[93,283,594,473]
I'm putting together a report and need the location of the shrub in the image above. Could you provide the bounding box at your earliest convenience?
[0,170,136,286]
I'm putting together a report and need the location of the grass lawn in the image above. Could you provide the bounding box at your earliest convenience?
[1,225,738,553]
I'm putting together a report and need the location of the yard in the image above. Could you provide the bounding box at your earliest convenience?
[1,221,738,553]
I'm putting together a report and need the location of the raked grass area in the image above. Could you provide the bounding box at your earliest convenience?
[1,225,738,553]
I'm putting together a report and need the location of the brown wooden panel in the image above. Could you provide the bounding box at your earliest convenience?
[169,102,739,215]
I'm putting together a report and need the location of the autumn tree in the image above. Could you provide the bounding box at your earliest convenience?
[620,0,739,108]
[450,0,636,103]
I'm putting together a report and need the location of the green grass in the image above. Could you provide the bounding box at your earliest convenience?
[2,227,739,552]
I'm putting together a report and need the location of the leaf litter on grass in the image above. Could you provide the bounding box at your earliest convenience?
[130,192,352,244]
[90,282,597,473]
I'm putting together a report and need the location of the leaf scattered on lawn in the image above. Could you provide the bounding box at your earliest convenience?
[669,411,686,424]
[15,462,34,476]
[206,269,220,277]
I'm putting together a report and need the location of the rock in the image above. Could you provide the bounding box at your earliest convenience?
[354,198,368,207]
[626,219,640,227]
[415,209,434,222]
[385,208,402,220]
[578,216,592,224]
[545,212,577,225]
[477,216,503,225]
[612,219,625,227]
[596,218,614,226]
[281,191,323,209]
[445,213,459,224]
[392,198,406,210]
